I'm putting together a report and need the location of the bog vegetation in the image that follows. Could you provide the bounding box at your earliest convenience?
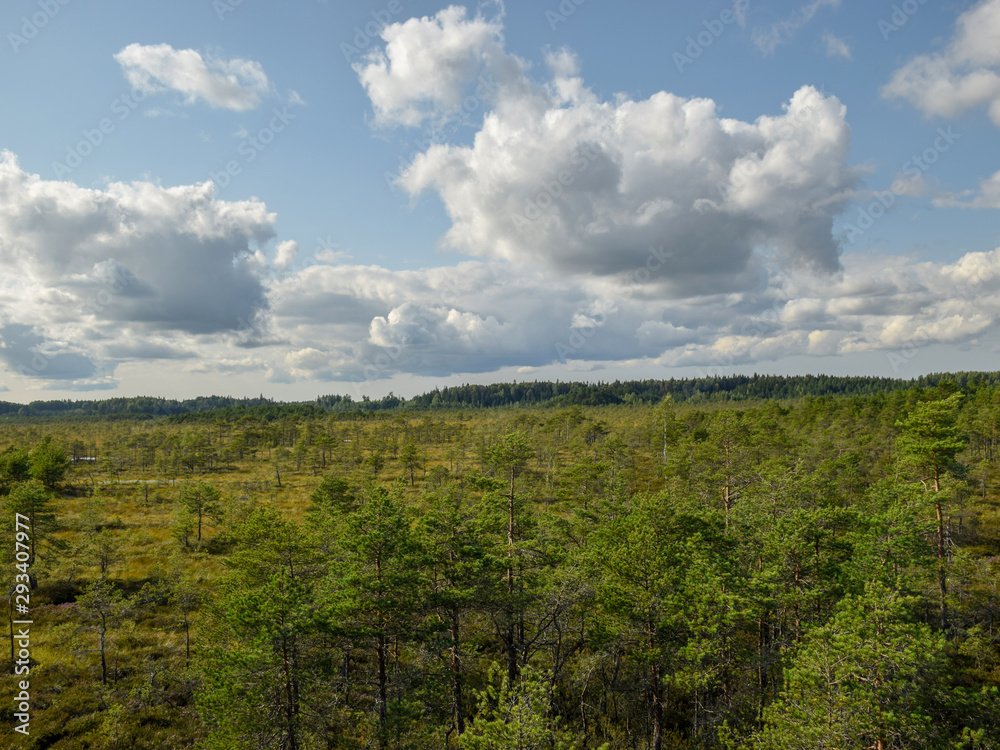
[2,375,1000,749]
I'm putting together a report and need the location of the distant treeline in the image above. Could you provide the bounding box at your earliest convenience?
[0,395,278,420]
[321,371,1000,410]
[3,372,1000,421]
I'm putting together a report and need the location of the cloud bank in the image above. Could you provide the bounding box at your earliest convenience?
[3,6,999,392]
[0,151,273,386]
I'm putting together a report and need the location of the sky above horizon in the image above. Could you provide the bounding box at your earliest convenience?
[1,0,999,403]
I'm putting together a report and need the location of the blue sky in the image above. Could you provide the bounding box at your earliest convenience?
[1,0,999,402]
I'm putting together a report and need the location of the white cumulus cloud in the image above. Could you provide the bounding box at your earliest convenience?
[353,5,519,127]
[883,0,1000,127]
[0,151,275,384]
[358,11,861,295]
[114,43,272,111]
[399,77,861,294]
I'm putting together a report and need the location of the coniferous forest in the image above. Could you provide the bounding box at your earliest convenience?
[3,376,1000,749]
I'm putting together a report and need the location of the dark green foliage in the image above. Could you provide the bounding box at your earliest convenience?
[463,665,589,750]
[310,473,358,514]
[5,373,1000,422]
[6,378,1000,749]
[28,436,70,488]
[757,584,1000,750]
[324,486,425,747]
[0,445,31,489]
[3,478,60,585]
[198,508,328,749]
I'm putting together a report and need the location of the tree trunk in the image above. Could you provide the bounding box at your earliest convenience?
[936,497,947,630]
[507,469,518,685]
[375,552,388,750]
[281,634,300,750]
[376,632,388,750]
[648,619,663,750]
[451,610,465,740]
[723,484,731,529]
[934,467,948,630]
[100,626,108,685]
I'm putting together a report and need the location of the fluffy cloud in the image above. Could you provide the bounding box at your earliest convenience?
[7,7,1000,394]
[353,6,518,127]
[274,240,299,269]
[883,0,1000,127]
[267,260,597,379]
[0,151,274,384]
[261,7,992,381]
[400,72,861,293]
[258,245,1000,382]
[654,249,1000,371]
[363,10,860,293]
[4,141,999,389]
[114,43,271,111]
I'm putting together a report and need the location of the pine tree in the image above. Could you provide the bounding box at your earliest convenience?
[324,485,424,749]
[178,481,222,543]
[758,585,949,750]
[420,489,499,741]
[487,432,535,685]
[896,393,966,629]
[4,479,60,588]
[77,578,133,685]
[28,436,70,489]
[463,665,591,750]
[198,507,324,750]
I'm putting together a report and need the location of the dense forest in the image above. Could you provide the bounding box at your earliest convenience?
[3,376,1000,748]
[5,371,1000,420]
